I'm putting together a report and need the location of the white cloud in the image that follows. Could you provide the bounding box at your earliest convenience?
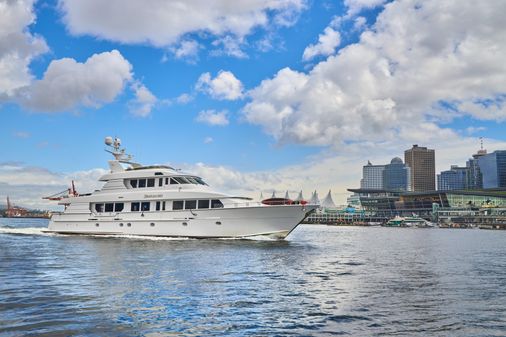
[13,131,30,139]
[58,0,306,50]
[15,50,132,112]
[170,40,201,61]
[302,27,341,61]
[129,81,157,117]
[176,93,193,104]
[204,137,214,144]
[0,0,48,95]
[196,70,244,100]
[195,109,229,126]
[244,0,506,147]
[344,0,387,17]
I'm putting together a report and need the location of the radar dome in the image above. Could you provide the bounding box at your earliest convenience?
[390,157,403,164]
[105,136,113,145]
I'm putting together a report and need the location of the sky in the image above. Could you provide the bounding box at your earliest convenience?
[1,0,506,210]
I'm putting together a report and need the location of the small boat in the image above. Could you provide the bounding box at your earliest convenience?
[385,215,435,228]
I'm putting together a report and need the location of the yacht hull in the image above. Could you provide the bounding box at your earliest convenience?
[47,205,316,239]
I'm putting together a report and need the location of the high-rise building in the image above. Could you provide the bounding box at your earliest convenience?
[437,165,468,191]
[383,157,411,191]
[404,145,435,191]
[478,150,506,189]
[466,148,487,190]
[360,161,385,189]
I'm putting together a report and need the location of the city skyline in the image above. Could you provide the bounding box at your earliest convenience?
[2,0,506,209]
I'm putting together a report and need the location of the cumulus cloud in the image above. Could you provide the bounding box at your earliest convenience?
[129,81,157,117]
[244,0,506,147]
[196,71,244,100]
[15,50,132,112]
[302,27,341,61]
[58,0,306,53]
[170,40,201,61]
[195,110,229,126]
[344,0,388,17]
[0,0,48,95]
[0,162,107,210]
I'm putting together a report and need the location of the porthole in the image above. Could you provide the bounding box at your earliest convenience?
[119,223,124,227]
[216,221,222,225]
[150,223,155,227]
[182,222,188,226]
[127,223,131,227]
[96,223,99,227]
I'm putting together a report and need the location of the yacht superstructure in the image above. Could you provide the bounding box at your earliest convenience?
[47,137,317,239]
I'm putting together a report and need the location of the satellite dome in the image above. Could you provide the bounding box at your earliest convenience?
[391,157,403,164]
[104,136,113,145]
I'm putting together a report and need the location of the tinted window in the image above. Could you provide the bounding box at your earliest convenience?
[174,177,190,184]
[105,203,114,212]
[95,203,104,212]
[138,179,146,188]
[141,202,150,211]
[130,180,137,188]
[195,177,207,185]
[147,178,155,187]
[211,200,224,208]
[170,178,179,184]
[156,201,161,211]
[185,200,197,209]
[131,202,140,212]
[158,179,163,187]
[165,178,169,185]
[198,200,210,209]
[162,201,166,211]
[115,203,124,212]
[172,200,184,210]
[187,177,199,184]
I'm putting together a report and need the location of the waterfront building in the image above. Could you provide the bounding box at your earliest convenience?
[360,161,385,189]
[479,150,506,189]
[404,145,435,191]
[437,165,468,191]
[383,157,411,191]
[321,190,336,209]
[466,148,487,190]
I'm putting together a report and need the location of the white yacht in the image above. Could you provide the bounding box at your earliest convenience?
[46,137,317,239]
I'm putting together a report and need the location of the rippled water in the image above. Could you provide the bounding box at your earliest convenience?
[1,218,506,336]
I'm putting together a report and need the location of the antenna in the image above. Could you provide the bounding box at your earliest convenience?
[104,136,134,163]
[480,137,483,150]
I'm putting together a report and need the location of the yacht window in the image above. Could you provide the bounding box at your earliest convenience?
[211,200,224,208]
[95,203,104,212]
[165,178,169,185]
[186,177,199,184]
[115,203,124,212]
[156,201,161,211]
[172,200,184,210]
[141,202,150,211]
[162,201,166,211]
[147,178,155,187]
[174,177,190,184]
[130,179,138,188]
[131,202,140,212]
[198,200,210,209]
[195,177,208,185]
[105,203,114,212]
[169,178,179,184]
[185,200,197,209]
[158,179,163,187]
[155,172,163,176]
[138,179,146,188]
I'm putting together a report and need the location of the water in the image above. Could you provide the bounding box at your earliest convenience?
[1,218,506,336]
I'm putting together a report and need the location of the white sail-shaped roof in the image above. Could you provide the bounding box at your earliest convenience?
[309,190,320,205]
[271,190,277,198]
[321,190,336,208]
[284,191,290,199]
[294,190,304,202]
[259,192,264,201]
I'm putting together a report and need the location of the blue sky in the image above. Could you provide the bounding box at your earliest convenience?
[1,0,506,208]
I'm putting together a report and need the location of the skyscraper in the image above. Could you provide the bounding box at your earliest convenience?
[360,161,385,189]
[437,165,467,191]
[466,148,487,190]
[479,150,506,189]
[383,157,411,191]
[404,145,435,191]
